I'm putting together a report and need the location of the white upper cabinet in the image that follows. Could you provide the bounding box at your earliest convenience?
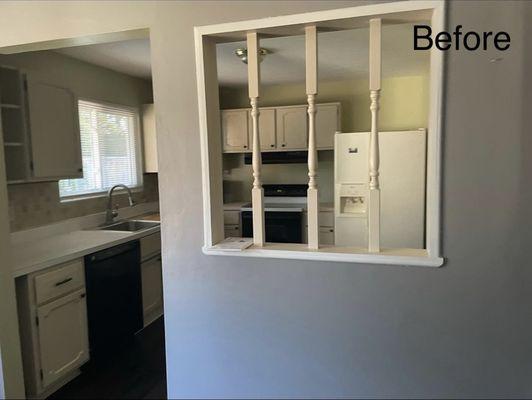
[275,105,308,150]
[221,109,249,152]
[36,288,89,388]
[249,108,276,150]
[142,103,158,173]
[26,81,82,180]
[220,103,340,153]
[316,103,341,150]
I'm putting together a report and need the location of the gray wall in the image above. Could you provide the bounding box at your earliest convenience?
[167,2,532,397]
[0,1,530,398]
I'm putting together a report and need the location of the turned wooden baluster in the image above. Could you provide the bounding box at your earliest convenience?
[247,32,265,246]
[368,18,381,252]
[306,25,319,249]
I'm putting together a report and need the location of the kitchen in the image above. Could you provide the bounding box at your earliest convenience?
[1,34,165,398]
[2,2,530,399]
[2,18,429,400]
[217,23,430,251]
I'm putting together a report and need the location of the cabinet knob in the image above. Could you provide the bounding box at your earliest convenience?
[243,145,247,148]
[270,144,275,147]
[329,229,334,232]
[78,168,83,172]
[281,144,286,147]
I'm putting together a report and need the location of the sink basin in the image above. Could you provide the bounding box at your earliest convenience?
[99,220,160,232]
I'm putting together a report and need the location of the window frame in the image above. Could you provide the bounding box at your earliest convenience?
[194,0,445,267]
[59,98,144,201]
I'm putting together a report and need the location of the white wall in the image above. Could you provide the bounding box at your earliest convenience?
[0,1,531,398]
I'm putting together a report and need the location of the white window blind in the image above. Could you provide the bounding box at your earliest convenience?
[59,100,141,198]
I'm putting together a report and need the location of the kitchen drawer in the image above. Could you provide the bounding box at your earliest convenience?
[224,224,241,238]
[140,232,161,261]
[319,211,334,227]
[223,210,240,225]
[319,226,335,245]
[34,259,85,305]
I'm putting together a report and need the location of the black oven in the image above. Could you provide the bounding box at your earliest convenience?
[241,211,303,244]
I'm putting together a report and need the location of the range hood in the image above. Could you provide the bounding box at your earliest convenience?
[244,151,308,165]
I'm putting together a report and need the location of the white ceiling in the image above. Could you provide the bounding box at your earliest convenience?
[57,38,152,79]
[216,23,429,87]
[54,23,428,86]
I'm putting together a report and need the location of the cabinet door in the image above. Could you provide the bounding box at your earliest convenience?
[316,104,340,150]
[221,110,249,152]
[319,227,335,245]
[142,104,158,173]
[249,108,276,150]
[141,255,163,326]
[276,106,307,150]
[37,289,89,388]
[26,81,82,179]
[224,224,241,238]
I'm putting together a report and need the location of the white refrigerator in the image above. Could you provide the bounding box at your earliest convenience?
[334,129,426,249]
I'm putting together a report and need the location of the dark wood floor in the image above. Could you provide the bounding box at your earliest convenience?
[49,317,167,400]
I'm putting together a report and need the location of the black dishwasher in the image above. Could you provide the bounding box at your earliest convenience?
[84,241,143,360]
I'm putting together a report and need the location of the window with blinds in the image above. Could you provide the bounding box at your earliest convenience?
[59,100,141,198]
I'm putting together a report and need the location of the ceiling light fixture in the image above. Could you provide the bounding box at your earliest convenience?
[235,47,270,64]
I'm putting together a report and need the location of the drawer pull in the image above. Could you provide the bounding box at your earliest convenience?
[55,277,73,287]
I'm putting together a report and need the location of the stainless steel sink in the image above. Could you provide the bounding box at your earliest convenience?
[99,220,160,232]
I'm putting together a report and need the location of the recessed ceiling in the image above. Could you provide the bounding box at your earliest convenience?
[216,23,429,87]
[56,38,152,79]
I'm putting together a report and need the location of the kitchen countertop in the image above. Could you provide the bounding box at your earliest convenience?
[223,202,334,212]
[11,212,161,278]
[223,202,249,211]
[135,212,160,222]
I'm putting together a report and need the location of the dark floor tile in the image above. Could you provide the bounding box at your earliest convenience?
[48,317,167,400]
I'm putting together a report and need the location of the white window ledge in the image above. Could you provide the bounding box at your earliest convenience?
[203,243,444,267]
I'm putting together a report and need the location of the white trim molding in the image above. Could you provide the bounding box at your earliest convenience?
[195,0,445,267]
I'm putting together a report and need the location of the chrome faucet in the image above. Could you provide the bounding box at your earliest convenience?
[105,184,135,225]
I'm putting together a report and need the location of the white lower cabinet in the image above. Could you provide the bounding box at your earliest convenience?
[302,210,335,245]
[16,233,164,398]
[319,226,335,245]
[37,289,89,388]
[140,233,164,327]
[224,224,241,238]
[141,255,163,326]
[223,210,242,238]
[16,258,89,398]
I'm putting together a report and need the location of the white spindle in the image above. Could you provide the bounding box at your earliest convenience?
[306,25,319,249]
[247,32,265,246]
[368,18,381,252]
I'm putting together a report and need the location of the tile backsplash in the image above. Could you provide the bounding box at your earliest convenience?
[8,174,159,232]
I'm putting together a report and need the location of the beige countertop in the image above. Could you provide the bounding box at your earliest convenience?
[223,202,334,211]
[11,209,160,278]
[135,212,161,222]
[223,202,249,211]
